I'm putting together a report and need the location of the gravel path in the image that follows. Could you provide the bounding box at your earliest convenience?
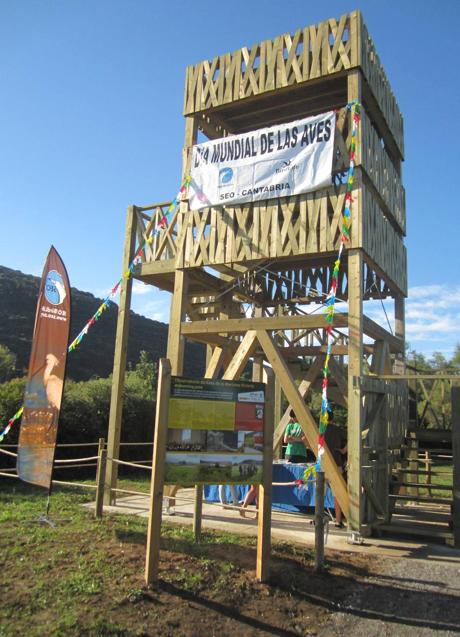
[318,548,460,636]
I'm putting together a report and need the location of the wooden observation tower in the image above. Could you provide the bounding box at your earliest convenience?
[106,10,407,534]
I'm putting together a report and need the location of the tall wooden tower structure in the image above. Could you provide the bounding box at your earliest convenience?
[106,10,407,534]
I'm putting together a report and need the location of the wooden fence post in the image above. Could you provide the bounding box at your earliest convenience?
[193,485,203,542]
[145,359,171,585]
[314,471,325,573]
[95,438,107,519]
[256,367,274,583]
[452,386,460,548]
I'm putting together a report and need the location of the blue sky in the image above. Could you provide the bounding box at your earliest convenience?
[1,0,459,360]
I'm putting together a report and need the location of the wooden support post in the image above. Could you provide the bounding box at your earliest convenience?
[252,353,264,383]
[394,296,406,375]
[182,116,198,179]
[451,386,460,548]
[347,248,364,531]
[256,366,274,583]
[163,271,188,514]
[95,439,107,519]
[167,270,189,376]
[193,485,203,542]
[314,471,325,573]
[370,340,391,376]
[273,378,283,459]
[406,431,419,498]
[425,451,432,497]
[105,205,136,505]
[145,359,171,586]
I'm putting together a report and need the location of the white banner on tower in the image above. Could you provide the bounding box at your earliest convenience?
[189,111,336,210]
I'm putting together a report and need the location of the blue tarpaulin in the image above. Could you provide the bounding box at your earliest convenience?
[204,462,335,512]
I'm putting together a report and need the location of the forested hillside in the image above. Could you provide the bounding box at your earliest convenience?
[0,265,204,380]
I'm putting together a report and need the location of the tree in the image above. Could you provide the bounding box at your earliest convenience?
[129,350,158,397]
[0,344,17,383]
[451,343,460,369]
[428,351,449,370]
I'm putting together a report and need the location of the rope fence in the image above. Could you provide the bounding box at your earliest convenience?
[0,439,335,533]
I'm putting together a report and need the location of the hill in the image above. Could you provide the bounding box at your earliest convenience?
[0,265,204,381]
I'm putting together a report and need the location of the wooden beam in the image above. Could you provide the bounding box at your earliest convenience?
[181,314,349,335]
[452,386,460,548]
[281,345,348,356]
[183,332,238,350]
[167,270,189,376]
[257,367,274,583]
[362,316,403,353]
[279,344,374,357]
[204,347,225,379]
[347,246,364,531]
[326,387,347,409]
[394,296,406,375]
[145,359,171,585]
[370,340,390,376]
[328,357,348,406]
[136,260,176,278]
[273,355,324,450]
[105,205,136,505]
[256,330,348,518]
[376,374,460,381]
[222,331,258,380]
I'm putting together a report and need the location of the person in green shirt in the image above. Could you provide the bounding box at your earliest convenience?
[283,410,308,463]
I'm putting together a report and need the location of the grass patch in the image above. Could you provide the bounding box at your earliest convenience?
[0,476,336,637]
[417,462,453,498]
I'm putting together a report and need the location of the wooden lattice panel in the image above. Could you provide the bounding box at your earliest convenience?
[184,13,358,116]
[184,11,403,160]
[361,183,407,296]
[237,263,348,307]
[361,110,405,234]
[360,22,404,158]
[176,185,351,269]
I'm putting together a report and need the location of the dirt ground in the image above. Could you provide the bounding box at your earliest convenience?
[2,484,460,637]
[84,538,460,637]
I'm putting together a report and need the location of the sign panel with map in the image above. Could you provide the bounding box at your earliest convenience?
[165,377,265,485]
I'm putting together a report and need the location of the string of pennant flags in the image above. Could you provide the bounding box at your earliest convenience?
[304,100,361,482]
[1,103,360,457]
[68,177,191,353]
[0,178,190,442]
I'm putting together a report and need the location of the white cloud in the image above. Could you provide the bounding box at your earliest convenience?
[404,284,460,357]
[131,290,170,324]
[351,286,460,358]
[132,281,152,296]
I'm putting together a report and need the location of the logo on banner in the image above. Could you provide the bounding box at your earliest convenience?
[275,160,299,174]
[45,270,67,305]
[219,167,234,186]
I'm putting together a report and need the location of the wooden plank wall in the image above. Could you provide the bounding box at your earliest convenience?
[360,376,407,449]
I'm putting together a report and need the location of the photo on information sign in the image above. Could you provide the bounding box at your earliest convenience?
[165,377,265,485]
